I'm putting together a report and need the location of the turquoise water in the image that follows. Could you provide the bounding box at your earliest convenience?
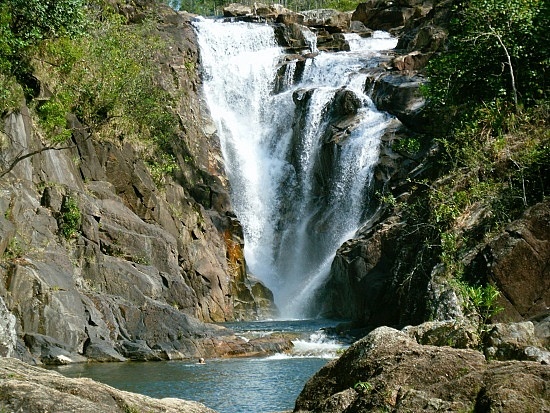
[54,357,328,412]
[52,320,348,413]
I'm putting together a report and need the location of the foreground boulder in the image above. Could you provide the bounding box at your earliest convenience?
[294,326,550,412]
[0,357,217,413]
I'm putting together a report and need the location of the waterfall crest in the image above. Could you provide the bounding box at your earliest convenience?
[193,19,397,318]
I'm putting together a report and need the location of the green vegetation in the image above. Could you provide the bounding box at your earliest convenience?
[2,238,25,261]
[423,0,549,230]
[392,136,421,157]
[0,0,181,185]
[378,0,549,324]
[0,0,85,110]
[458,282,503,325]
[58,195,81,239]
[354,381,373,392]
[426,0,548,112]
[424,0,549,211]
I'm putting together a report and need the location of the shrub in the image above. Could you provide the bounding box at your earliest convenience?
[34,12,179,178]
[58,195,81,239]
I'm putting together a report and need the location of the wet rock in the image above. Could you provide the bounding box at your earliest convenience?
[23,334,87,365]
[318,216,404,326]
[83,341,127,362]
[0,357,217,413]
[274,22,314,52]
[366,72,427,131]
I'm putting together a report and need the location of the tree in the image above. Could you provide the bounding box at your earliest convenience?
[426,0,548,112]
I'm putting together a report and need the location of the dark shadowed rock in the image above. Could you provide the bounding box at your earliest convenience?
[366,72,427,131]
[465,201,550,322]
[351,0,432,31]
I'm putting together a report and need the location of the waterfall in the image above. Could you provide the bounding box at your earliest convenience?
[193,18,397,318]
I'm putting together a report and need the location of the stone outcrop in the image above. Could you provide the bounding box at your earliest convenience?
[483,322,550,364]
[301,9,351,33]
[0,3,279,364]
[322,192,550,333]
[0,297,16,357]
[465,201,550,322]
[351,0,434,32]
[0,357,217,413]
[366,71,428,131]
[294,326,550,413]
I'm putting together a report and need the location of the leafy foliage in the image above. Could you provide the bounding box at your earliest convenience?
[25,5,180,182]
[0,0,85,85]
[457,281,503,324]
[58,195,81,239]
[426,0,548,112]
[38,16,176,137]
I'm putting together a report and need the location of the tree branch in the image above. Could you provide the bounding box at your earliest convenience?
[0,144,75,179]
[489,25,518,110]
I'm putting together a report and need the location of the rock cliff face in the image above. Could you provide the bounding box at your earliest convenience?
[0,3,279,364]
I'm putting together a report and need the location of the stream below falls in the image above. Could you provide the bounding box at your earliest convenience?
[50,319,349,413]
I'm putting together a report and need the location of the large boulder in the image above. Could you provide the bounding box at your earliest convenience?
[294,326,550,413]
[366,71,427,131]
[301,9,351,33]
[483,322,550,364]
[222,3,253,17]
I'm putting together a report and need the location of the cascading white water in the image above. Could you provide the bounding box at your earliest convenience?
[193,18,397,318]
